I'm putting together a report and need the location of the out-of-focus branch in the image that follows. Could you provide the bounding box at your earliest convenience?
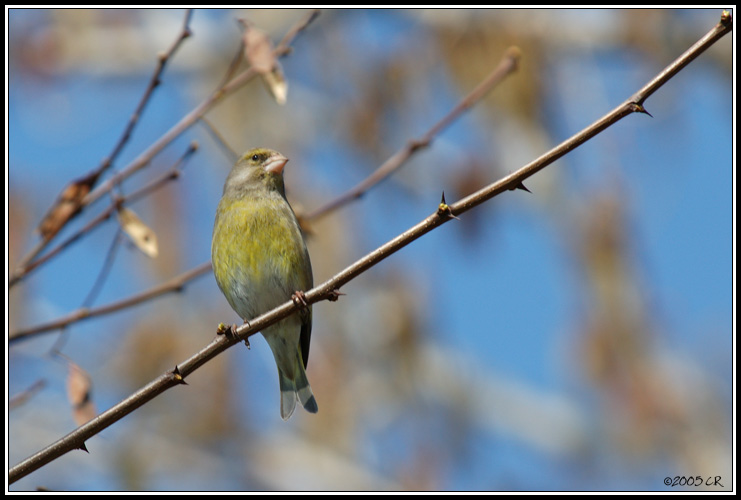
[8,9,320,288]
[100,9,194,179]
[198,117,239,163]
[80,229,123,309]
[9,380,47,410]
[11,9,194,277]
[8,43,517,342]
[8,12,731,484]
[9,262,212,343]
[9,143,199,285]
[306,45,521,221]
[80,9,319,209]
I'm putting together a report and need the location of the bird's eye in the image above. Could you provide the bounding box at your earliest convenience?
[251,154,259,161]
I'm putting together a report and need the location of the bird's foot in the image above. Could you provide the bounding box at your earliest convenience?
[242,320,251,348]
[292,290,308,308]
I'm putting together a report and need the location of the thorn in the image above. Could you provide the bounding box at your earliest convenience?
[78,442,89,453]
[244,339,251,349]
[633,103,653,117]
[437,191,460,220]
[510,181,531,193]
[721,10,732,27]
[172,365,188,385]
[327,289,345,302]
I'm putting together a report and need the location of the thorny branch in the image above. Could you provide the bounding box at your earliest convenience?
[306,46,522,221]
[8,11,732,485]
[10,43,520,342]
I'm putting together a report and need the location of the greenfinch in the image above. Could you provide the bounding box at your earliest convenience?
[212,148,317,420]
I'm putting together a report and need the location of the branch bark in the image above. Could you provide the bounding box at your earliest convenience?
[8,11,732,485]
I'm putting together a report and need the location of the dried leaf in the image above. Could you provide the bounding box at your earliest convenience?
[66,361,96,426]
[242,20,275,73]
[37,171,99,239]
[262,66,288,105]
[117,207,159,258]
[240,19,288,105]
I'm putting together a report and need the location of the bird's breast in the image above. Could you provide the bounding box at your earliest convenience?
[212,195,312,320]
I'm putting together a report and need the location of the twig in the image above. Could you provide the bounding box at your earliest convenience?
[123,142,200,206]
[276,9,320,55]
[217,39,247,90]
[10,9,194,278]
[9,380,47,410]
[198,117,239,163]
[306,45,521,221]
[81,230,124,309]
[81,9,319,209]
[8,11,731,484]
[9,143,199,285]
[8,10,320,288]
[99,9,194,179]
[9,262,212,343]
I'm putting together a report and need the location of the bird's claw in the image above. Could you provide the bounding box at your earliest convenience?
[292,290,308,308]
[242,320,251,348]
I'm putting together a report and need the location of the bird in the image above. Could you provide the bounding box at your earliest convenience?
[211,147,317,420]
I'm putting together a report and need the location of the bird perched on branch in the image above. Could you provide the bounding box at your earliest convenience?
[212,148,317,420]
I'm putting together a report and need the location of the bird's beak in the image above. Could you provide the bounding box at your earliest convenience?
[264,154,289,175]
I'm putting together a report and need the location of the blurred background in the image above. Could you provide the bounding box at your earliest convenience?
[7,8,733,491]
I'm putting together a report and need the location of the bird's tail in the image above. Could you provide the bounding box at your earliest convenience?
[294,360,318,414]
[277,356,318,420]
[278,370,298,420]
[264,323,318,420]
[277,362,318,420]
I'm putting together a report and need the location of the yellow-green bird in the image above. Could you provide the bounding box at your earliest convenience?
[212,148,317,420]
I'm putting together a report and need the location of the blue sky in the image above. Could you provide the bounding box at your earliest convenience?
[7,8,733,491]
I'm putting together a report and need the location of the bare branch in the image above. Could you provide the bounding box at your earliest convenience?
[198,117,239,163]
[80,230,124,309]
[8,143,199,285]
[9,262,212,343]
[307,45,521,221]
[275,9,321,55]
[12,9,194,276]
[9,10,320,288]
[83,9,320,210]
[9,380,47,410]
[8,12,731,484]
[100,9,195,178]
